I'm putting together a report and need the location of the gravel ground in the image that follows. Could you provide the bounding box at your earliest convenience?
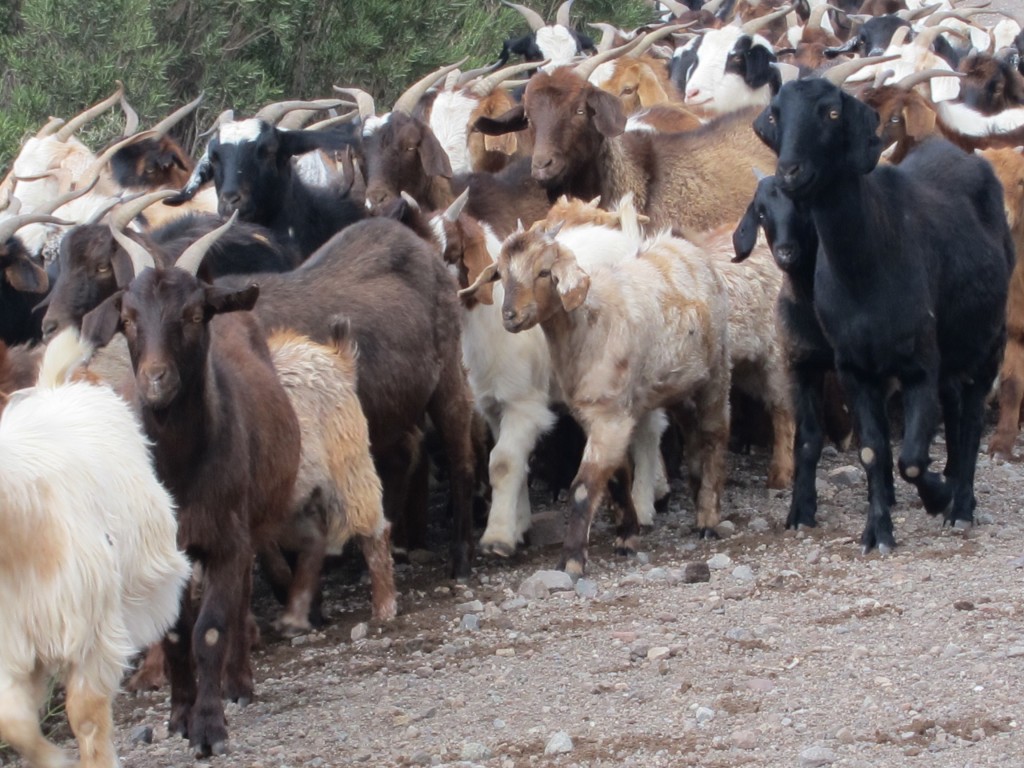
[8,420,1023,768]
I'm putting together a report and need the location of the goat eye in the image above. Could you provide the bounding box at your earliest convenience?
[575,107,585,115]
[538,269,551,278]
[622,86,636,95]
[767,114,776,124]
[890,114,902,123]
[828,109,840,120]
[96,264,110,274]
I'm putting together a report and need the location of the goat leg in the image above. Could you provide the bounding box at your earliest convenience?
[0,669,72,768]
[898,372,952,518]
[690,381,729,538]
[989,337,1024,461]
[163,589,197,740]
[607,464,641,556]
[65,672,116,768]
[787,363,826,529]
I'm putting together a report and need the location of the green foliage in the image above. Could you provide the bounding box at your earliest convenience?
[0,0,655,170]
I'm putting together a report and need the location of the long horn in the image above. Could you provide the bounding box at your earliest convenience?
[120,95,139,137]
[895,68,965,91]
[110,189,180,232]
[888,26,911,49]
[658,0,690,17]
[502,1,545,32]
[469,59,547,97]
[0,212,76,243]
[741,4,795,36]
[873,68,895,88]
[807,3,844,33]
[393,59,469,115]
[108,224,156,277]
[914,26,969,50]
[150,92,205,138]
[703,0,728,14]
[255,99,346,126]
[922,9,987,27]
[174,210,239,277]
[555,0,574,28]
[588,22,621,53]
[83,193,137,226]
[198,109,234,139]
[443,187,471,223]
[27,176,100,216]
[55,81,125,142]
[35,116,66,139]
[277,101,348,131]
[895,3,941,22]
[456,61,502,87]
[333,87,376,120]
[574,24,687,82]
[822,53,900,85]
[306,109,359,131]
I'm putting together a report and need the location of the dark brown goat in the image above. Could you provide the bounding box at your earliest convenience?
[476,66,776,231]
[81,218,301,758]
[935,54,1024,150]
[859,70,961,163]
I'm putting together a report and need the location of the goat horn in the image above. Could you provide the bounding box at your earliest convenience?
[174,210,239,277]
[276,99,351,130]
[658,0,690,17]
[83,192,139,226]
[198,109,234,139]
[807,3,844,33]
[0,213,76,244]
[914,26,968,49]
[469,59,546,97]
[456,60,503,87]
[25,176,100,217]
[333,87,376,120]
[443,188,470,223]
[822,53,901,85]
[873,68,896,88]
[752,167,770,181]
[895,3,941,22]
[55,81,125,142]
[255,99,346,126]
[555,0,574,28]
[306,109,359,131]
[502,1,545,32]
[393,59,469,115]
[574,24,687,82]
[400,191,421,211]
[588,23,621,53]
[35,116,66,139]
[108,225,156,277]
[741,4,796,36]
[895,67,965,91]
[150,92,205,138]
[888,26,911,48]
[110,189,180,232]
[922,10,985,27]
[120,95,140,137]
[76,130,159,192]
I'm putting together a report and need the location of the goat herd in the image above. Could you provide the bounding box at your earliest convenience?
[1,0,1023,764]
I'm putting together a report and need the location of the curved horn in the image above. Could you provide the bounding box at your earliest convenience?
[573,24,686,82]
[895,3,941,22]
[922,9,988,27]
[27,176,100,217]
[333,87,376,120]
[658,0,690,17]
[306,109,359,131]
[443,187,471,223]
[35,116,66,139]
[255,99,345,126]
[873,68,895,88]
[198,109,234,139]
[555,0,574,28]
[83,193,137,226]
[110,189,180,232]
[807,3,844,33]
[502,1,545,32]
[0,213,75,244]
[174,210,239,277]
[741,4,795,36]
[150,92,205,138]
[914,26,968,50]
[120,95,139,137]
[704,0,728,14]
[55,81,125,142]
[166,149,212,204]
[588,22,621,53]
[456,60,503,87]
[888,25,912,49]
[276,100,350,131]
[822,53,900,85]
[895,67,964,91]
[393,58,469,115]
[76,130,159,192]
[469,59,547,97]
[108,224,156,277]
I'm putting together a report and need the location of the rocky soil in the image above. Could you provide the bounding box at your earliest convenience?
[7,424,1024,768]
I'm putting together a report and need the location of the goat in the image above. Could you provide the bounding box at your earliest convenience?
[166,102,364,257]
[755,77,1013,552]
[81,215,302,757]
[932,53,1024,150]
[462,221,731,576]
[476,35,777,232]
[982,146,1024,460]
[0,212,57,345]
[0,329,190,768]
[499,0,595,71]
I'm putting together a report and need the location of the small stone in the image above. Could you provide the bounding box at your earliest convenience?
[647,646,671,661]
[835,726,855,744]
[500,596,528,611]
[1006,646,1024,658]
[828,465,863,487]
[461,742,493,761]
[822,445,839,459]
[290,634,312,647]
[746,678,774,692]
[518,578,550,601]
[575,579,598,599]
[715,520,737,537]
[532,569,575,591]
[682,561,711,583]
[645,567,671,582]
[409,751,432,766]
[495,648,515,657]
[544,731,574,755]
[707,553,732,570]
[350,623,368,642]
[457,600,484,614]
[459,614,480,631]
[732,565,755,582]
[805,548,822,565]
[953,600,975,611]
[800,746,838,766]
[629,640,652,659]
[726,627,754,643]
[748,517,771,533]
[635,551,651,565]
[731,729,758,750]
[695,706,715,724]
[130,725,153,745]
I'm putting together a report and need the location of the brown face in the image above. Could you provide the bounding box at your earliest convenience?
[497,233,560,332]
[524,85,591,186]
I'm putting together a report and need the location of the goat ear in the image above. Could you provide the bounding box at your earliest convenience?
[637,74,669,108]
[551,254,590,312]
[418,131,453,179]
[752,107,778,151]
[586,88,626,138]
[903,101,935,141]
[111,245,137,289]
[824,37,859,59]
[204,283,260,316]
[841,92,882,175]
[743,46,777,90]
[458,262,499,302]
[483,131,518,156]
[3,257,48,294]
[732,201,759,263]
[476,105,528,136]
[165,149,212,206]
[278,128,354,159]
[81,291,124,349]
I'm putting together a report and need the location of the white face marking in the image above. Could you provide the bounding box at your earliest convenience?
[429,91,477,175]
[219,118,264,144]
[588,61,617,88]
[428,214,448,257]
[362,113,390,138]
[536,26,579,71]
[684,28,773,114]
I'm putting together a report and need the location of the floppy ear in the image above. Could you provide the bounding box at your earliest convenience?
[3,257,48,294]
[587,88,627,138]
[165,150,212,206]
[732,201,760,263]
[476,105,528,135]
[551,253,590,312]
[824,36,860,59]
[458,261,499,302]
[753,106,778,151]
[637,72,670,107]
[418,130,453,179]
[903,100,936,141]
[81,291,124,349]
[483,131,518,156]
[743,46,777,90]
[841,91,882,176]
[204,283,260,316]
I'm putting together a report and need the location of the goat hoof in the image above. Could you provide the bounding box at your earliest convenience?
[951,519,973,533]
[480,539,516,558]
[373,598,399,622]
[559,556,585,579]
[654,494,671,514]
[697,527,720,540]
[860,526,897,555]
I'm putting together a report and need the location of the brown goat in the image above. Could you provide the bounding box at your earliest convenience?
[81,220,301,758]
[476,67,776,231]
[593,54,684,114]
[0,340,42,412]
[936,55,1024,151]
[983,147,1024,460]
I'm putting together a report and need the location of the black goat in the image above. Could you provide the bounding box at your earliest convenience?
[166,120,363,257]
[754,78,1013,553]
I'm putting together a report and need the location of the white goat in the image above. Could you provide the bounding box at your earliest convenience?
[0,329,190,768]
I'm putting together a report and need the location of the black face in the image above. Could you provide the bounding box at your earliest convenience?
[824,16,909,59]
[208,124,287,223]
[110,139,189,188]
[40,227,123,341]
[959,56,1024,116]
[725,35,780,92]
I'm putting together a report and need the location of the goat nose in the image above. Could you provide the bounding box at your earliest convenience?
[778,163,801,184]
[533,156,553,170]
[147,365,168,383]
[774,245,795,266]
[221,191,241,208]
[41,318,58,341]
[685,87,700,101]
[503,308,518,324]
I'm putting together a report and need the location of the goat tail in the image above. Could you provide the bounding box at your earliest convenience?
[615,191,645,244]
[37,327,96,388]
